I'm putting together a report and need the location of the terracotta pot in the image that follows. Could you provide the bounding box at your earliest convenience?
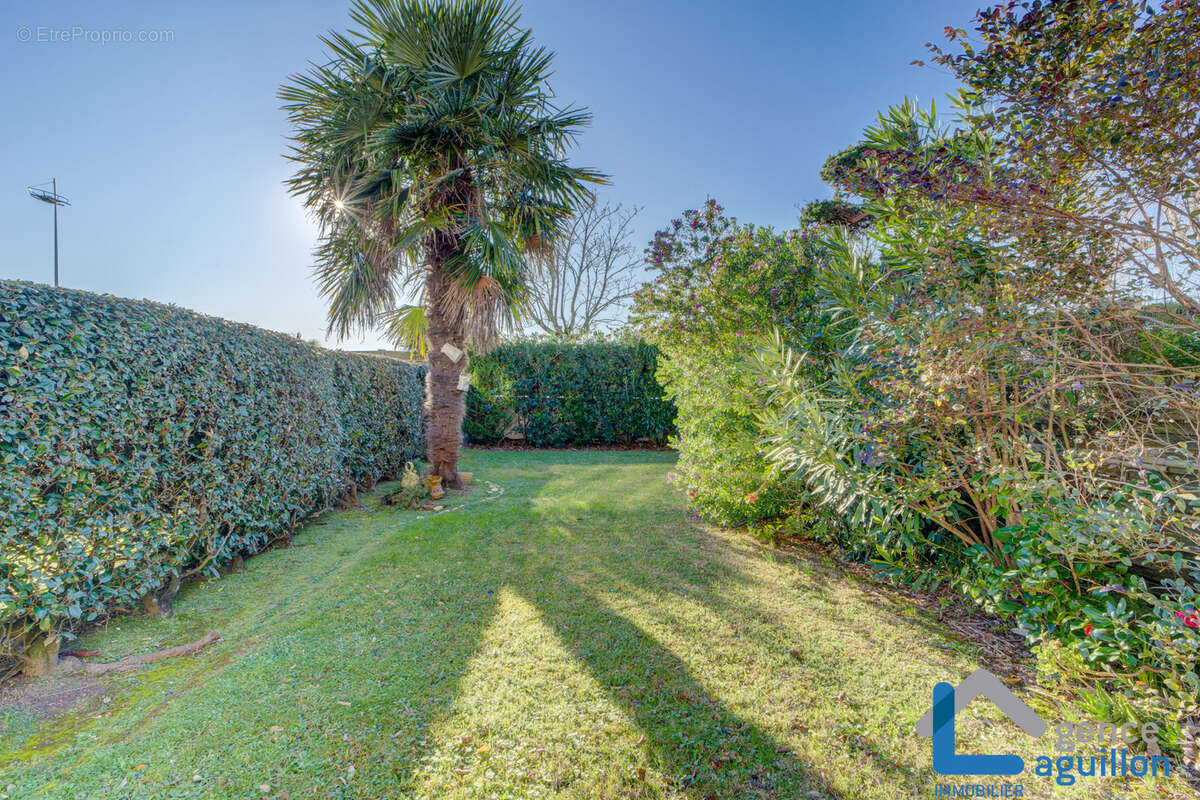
[423,475,445,500]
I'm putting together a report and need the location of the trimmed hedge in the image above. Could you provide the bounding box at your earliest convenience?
[0,282,423,663]
[464,341,675,447]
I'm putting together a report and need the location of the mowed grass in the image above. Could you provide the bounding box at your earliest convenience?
[0,450,1191,799]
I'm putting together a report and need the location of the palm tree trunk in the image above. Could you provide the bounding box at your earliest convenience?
[423,263,467,489]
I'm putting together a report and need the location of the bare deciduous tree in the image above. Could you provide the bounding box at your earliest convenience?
[525,203,641,339]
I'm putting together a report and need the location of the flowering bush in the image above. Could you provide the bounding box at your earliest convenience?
[745,0,1200,723]
[747,217,1200,715]
[963,482,1200,706]
[634,0,1200,729]
[632,201,834,527]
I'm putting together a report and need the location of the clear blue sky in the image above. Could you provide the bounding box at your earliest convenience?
[2,0,967,349]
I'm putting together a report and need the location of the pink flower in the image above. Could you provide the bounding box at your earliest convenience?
[1176,609,1200,628]
[746,492,759,504]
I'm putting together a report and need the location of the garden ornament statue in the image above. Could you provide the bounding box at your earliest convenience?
[400,462,420,490]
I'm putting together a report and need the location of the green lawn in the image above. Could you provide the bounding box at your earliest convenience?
[0,450,1190,799]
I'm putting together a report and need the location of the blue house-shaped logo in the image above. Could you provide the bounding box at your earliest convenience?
[915,669,1047,776]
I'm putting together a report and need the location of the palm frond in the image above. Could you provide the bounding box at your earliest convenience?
[379,304,429,356]
[280,0,606,344]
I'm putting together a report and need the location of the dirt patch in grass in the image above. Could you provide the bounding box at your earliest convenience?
[0,672,106,717]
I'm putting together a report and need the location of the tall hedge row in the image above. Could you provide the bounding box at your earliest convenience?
[0,282,424,662]
[464,341,675,447]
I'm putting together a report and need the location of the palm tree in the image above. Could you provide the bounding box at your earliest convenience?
[281,0,604,488]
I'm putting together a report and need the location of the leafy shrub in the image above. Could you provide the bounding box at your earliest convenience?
[1129,324,1200,369]
[745,223,1200,715]
[640,194,1200,717]
[659,343,797,526]
[464,341,674,447]
[632,200,833,526]
[632,0,1200,732]
[462,357,516,444]
[964,481,1200,711]
[0,282,423,665]
[330,351,425,484]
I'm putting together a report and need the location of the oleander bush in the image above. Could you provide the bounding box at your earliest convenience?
[0,282,423,668]
[631,200,836,527]
[463,341,674,447]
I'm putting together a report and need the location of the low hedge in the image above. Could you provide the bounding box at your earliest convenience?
[0,282,423,666]
[464,341,675,447]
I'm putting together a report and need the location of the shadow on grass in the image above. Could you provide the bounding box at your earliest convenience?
[4,451,898,797]
[362,457,848,798]
[511,573,845,798]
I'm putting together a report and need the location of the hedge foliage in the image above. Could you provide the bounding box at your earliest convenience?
[0,282,424,661]
[633,202,830,528]
[464,341,675,447]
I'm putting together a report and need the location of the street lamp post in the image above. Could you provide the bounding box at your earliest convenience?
[27,179,70,288]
